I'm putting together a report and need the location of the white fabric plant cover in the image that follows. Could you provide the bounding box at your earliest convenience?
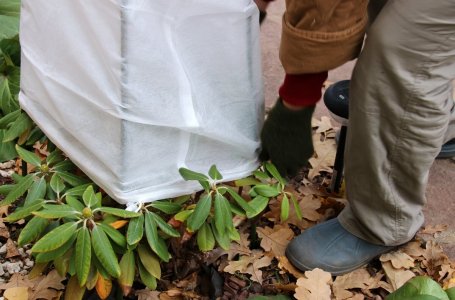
[19,0,263,205]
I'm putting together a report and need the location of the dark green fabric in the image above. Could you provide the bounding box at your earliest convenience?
[259,99,315,177]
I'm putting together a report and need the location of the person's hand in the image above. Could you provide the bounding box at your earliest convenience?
[259,99,315,177]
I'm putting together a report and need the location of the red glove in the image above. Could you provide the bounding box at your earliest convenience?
[279,72,328,107]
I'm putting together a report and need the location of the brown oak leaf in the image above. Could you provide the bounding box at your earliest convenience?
[223,250,272,284]
[257,225,294,258]
[381,261,415,291]
[294,268,332,300]
[308,137,336,180]
[419,224,448,235]
[400,240,426,258]
[299,194,322,222]
[332,268,384,300]
[3,287,29,300]
[227,232,251,260]
[0,273,34,290]
[28,269,65,300]
[135,289,161,300]
[380,251,415,269]
[422,241,450,276]
[0,220,10,239]
[6,238,20,259]
[277,256,305,279]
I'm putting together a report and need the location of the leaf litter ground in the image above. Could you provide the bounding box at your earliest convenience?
[0,118,454,300]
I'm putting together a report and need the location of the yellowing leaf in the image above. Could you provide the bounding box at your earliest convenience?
[294,268,332,300]
[96,273,112,300]
[64,276,85,300]
[109,220,128,229]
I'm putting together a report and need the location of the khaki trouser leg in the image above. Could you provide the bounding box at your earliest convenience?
[338,0,455,246]
[444,87,455,141]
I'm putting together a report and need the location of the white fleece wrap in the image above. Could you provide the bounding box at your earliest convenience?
[19,0,264,204]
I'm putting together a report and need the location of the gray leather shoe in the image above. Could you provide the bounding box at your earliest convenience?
[285,218,395,276]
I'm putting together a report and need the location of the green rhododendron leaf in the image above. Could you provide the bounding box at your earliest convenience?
[75,227,91,286]
[187,193,212,232]
[386,276,449,300]
[31,222,78,253]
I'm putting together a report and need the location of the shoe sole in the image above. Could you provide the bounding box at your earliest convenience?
[285,248,377,277]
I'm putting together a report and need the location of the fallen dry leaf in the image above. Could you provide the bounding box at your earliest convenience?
[224,250,272,284]
[400,240,426,258]
[347,294,365,300]
[308,137,336,180]
[264,195,313,229]
[135,289,161,300]
[332,269,384,300]
[0,270,64,300]
[419,224,448,235]
[248,254,273,284]
[4,286,28,300]
[299,194,322,222]
[28,269,65,300]
[313,116,335,135]
[6,238,20,258]
[297,184,327,197]
[0,273,34,290]
[175,272,198,290]
[257,225,294,258]
[422,241,450,277]
[380,251,415,269]
[440,264,455,285]
[294,268,332,300]
[227,232,251,260]
[160,288,200,299]
[444,273,455,289]
[0,206,9,218]
[223,254,255,274]
[381,261,415,291]
[32,141,50,159]
[0,220,10,239]
[277,256,305,279]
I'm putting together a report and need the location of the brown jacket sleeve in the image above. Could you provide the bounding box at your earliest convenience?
[280,0,368,74]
